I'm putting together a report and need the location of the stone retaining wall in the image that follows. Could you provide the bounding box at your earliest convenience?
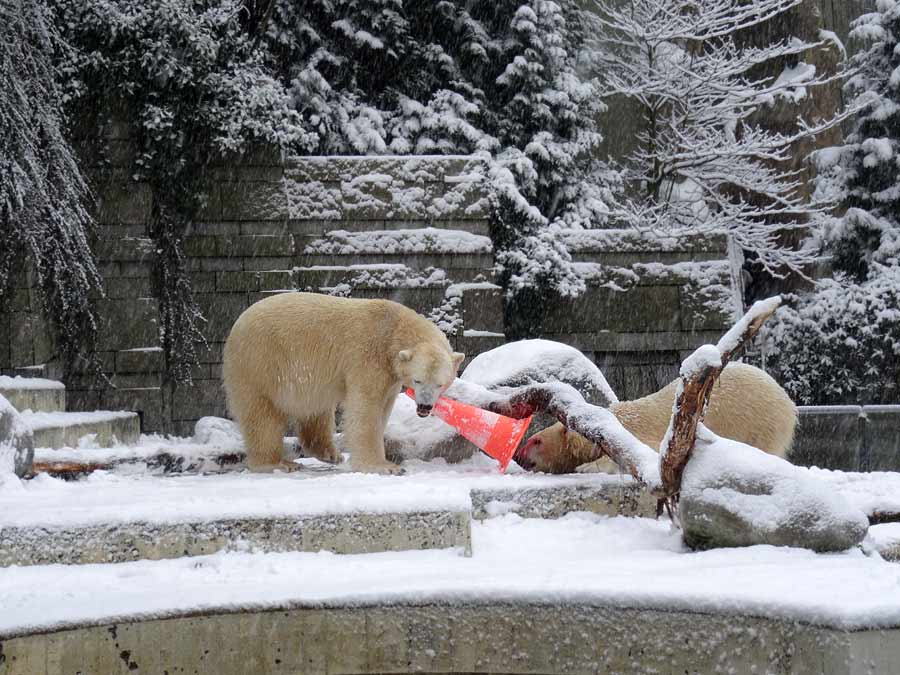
[792,405,900,472]
[1,153,739,434]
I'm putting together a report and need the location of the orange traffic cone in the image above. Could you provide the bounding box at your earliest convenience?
[406,390,532,472]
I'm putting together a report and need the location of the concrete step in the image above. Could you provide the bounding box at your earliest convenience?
[0,472,472,566]
[22,410,140,449]
[0,375,66,413]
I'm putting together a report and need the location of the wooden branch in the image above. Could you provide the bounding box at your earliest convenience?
[486,382,661,489]
[657,296,782,511]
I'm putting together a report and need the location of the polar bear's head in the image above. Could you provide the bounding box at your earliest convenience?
[397,345,465,417]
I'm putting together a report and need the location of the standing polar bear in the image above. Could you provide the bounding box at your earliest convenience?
[223,293,464,473]
[515,362,797,474]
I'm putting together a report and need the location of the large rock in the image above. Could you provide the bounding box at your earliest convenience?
[461,339,617,406]
[0,394,34,478]
[680,428,869,552]
[386,340,618,463]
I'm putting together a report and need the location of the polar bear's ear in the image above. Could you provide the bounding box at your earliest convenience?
[398,350,413,363]
[452,352,465,369]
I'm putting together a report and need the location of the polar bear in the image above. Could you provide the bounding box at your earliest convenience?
[515,362,796,473]
[223,292,464,474]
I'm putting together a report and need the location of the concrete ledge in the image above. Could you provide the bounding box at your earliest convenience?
[0,510,471,567]
[471,482,655,520]
[22,411,140,448]
[0,377,66,413]
[1,603,897,675]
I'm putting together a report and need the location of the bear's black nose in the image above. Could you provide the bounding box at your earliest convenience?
[416,404,432,418]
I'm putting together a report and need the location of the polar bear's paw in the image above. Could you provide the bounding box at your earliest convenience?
[315,446,344,465]
[351,460,405,475]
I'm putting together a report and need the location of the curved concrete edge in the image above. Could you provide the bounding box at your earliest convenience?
[1,602,898,675]
[0,510,471,566]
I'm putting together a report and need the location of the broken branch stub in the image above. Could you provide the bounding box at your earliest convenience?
[657,296,782,510]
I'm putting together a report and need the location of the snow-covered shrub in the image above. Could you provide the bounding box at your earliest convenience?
[765,1,900,404]
[765,269,900,404]
[0,0,103,375]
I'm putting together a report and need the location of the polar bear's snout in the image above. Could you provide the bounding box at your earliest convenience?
[412,382,443,417]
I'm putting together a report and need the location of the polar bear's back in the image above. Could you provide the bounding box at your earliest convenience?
[614,362,796,458]
[222,292,443,416]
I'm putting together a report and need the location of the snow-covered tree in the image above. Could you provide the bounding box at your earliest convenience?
[262,0,616,309]
[592,0,845,275]
[764,0,900,405]
[0,0,103,374]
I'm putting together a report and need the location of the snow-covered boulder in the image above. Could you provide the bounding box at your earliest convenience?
[193,416,242,447]
[0,394,34,478]
[461,339,617,407]
[679,428,869,553]
[385,340,617,463]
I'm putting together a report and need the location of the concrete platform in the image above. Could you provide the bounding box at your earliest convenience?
[0,509,471,566]
[1,602,897,675]
[0,376,65,413]
[22,410,140,448]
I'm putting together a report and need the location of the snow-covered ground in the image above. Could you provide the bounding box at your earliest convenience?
[2,511,900,638]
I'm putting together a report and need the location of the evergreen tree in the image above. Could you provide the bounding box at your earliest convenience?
[0,0,103,374]
[819,0,900,281]
[765,0,900,404]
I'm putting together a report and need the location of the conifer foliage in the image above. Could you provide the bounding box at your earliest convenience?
[765,0,900,404]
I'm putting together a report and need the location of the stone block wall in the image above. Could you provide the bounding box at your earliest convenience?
[791,405,900,472]
[1,153,740,435]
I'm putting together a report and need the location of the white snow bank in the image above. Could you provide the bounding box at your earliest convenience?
[2,513,900,638]
[0,376,64,390]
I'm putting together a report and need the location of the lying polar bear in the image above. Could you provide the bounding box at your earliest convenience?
[515,362,797,474]
[223,292,464,474]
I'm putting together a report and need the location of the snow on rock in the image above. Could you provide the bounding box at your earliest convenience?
[193,417,242,447]
[461,339,618,406]
[680,427,869,552]
[0,393,34,478]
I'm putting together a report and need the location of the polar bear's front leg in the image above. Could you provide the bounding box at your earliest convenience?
[344,388,402,474]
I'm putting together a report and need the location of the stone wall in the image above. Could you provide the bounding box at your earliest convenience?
[792,405,900,472]
[1,151,739,435]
